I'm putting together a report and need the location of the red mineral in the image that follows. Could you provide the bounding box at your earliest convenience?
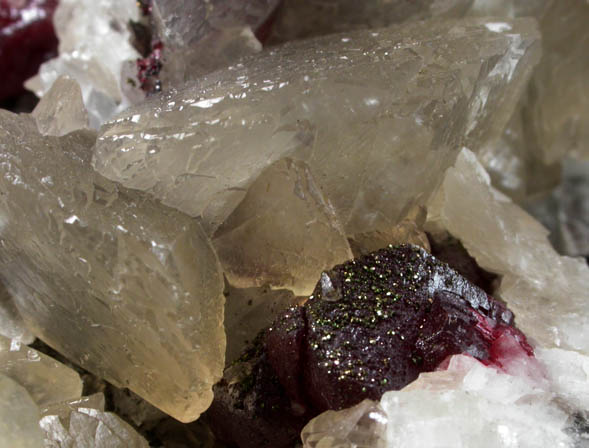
[0,0,58,101]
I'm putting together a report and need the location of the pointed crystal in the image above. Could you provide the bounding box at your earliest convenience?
[40,407,149,448]
[95,18,541,237]
[0,110,225,422]
[213,159,352,295]
[32,76,88,136]
[0,335,82,407]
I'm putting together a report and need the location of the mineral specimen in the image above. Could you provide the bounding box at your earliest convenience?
[26,0,144,128]
[302,354,573,447]
[0,110,225,422]
[208,244,533,448]
[213,159,353,294]
[268,0,473,43]
[0,0,58,102]
[150,0,281,89]
[426,148,589,352]
[95,18,541,239]
[32,75,89,136]
[0,335,82,407]
[40,406,149,448]
[0,374,44,448]
[0,282,34,343]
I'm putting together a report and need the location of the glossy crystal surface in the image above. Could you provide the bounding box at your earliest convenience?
[0,110,225,422]
[95,18,541,239]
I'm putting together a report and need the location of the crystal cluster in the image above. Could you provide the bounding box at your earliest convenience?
[0,0,588,446]
[25,0,143,127]
[0,103,225,422]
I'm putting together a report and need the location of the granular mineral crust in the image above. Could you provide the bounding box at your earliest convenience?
[0,110,225,422]
[208,244,532,448]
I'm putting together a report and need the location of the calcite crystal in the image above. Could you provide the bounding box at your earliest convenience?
[0,335,82,407]
[303,355,573,448]
[0,110,225,422]
[32,76,89,136]
[0,282,34,343]
[150,0,281,89]
[213,159,353,294]
[0,374,44,448]
[269,0,473,43]
[426,148,589,352]
[95,18,541,238]
[26,0,143,127]
[40,406,149,448]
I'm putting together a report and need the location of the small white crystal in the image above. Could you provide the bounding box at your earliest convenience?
[26,0,144,128]
[0,283,34,344]
[32,76,88,136]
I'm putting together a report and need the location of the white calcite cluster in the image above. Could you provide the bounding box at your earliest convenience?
[25,0,144,128]
[302,355,574,448]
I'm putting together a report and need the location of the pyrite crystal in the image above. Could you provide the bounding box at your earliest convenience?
[0,110,225,422]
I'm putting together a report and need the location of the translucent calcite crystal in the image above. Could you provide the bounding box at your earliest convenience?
[40,406,149,448]
[151,0,281,88]
[470,0,589,196]
[31,76,88,136]
[0,110,225,422]
[213,159,352,294]
[300,399,387,448]
[26,0,143,127]
[524,0,589,163]
[302,355,573,447]
[269,0,473,43]
[0,282,34,343]
[0,335,82,407]
[426,148,589,352]
[95,18,541,238]
[0,374,44,448]
[41,393,106,420]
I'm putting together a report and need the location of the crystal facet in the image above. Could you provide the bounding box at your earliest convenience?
[95,18,541,238]
[0,374,44,448]
[0,335,82,407]
[0,110,225,422]
[213,159,353,294]
[32,75,88,136]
